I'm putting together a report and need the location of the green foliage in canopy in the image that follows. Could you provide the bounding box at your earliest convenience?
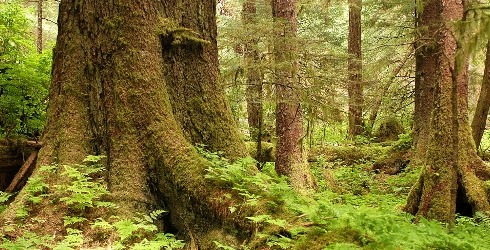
[218,0,418,140]
[0,0,51,138]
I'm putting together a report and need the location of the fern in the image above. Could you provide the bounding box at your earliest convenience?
[213,241,237,250]
[2,155,184,249]
[54,159,110,210]
[0,191,12,213]
[63,216,87,226]
[53,228,83,250]
[201,147,490,249]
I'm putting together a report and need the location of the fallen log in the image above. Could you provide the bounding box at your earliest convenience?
[25,141,43,149]
[0,139,43,191]
[6,151,38,193]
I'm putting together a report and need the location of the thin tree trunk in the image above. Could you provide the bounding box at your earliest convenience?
[471,41,490,149]
[347,0,363,139]
[242,0,264,163]
[272,0,314,189]
[36,0,43,53]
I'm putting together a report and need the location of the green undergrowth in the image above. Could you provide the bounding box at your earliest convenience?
[203,149,490,249]
[309,144,388,165]
[0,155,184,249]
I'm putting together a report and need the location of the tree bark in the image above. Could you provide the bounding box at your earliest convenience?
[242,0,265,163]
[412,1,437,165]
[471,40,490,149]
[1,0,251,247]
[405,0,490,222]
[272,0,314,189]
[36,0,43,53]
[161,0,246,160]
[347,0,363,139]
[243,1,262,136]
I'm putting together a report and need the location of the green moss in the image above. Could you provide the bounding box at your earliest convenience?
[373,117,405,142]
[157,18,210,47]
[309,145,388,165]
[372,147,411,175]
[245,141,275,162]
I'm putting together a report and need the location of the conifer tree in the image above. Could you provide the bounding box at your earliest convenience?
[272,0,314,189]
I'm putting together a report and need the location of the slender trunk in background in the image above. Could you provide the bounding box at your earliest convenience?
[405,0,490,222]
[36,0,42,53]
[347,0,363,139]
[272,0,314,189]
[242,0,264,163]
[471,41,490,149]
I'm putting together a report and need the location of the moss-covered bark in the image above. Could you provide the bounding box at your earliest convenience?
[160,0,246,160]
[272,0,315,190]
[405,0,490,222]
[471,41,490,149]
[1,0,253,247]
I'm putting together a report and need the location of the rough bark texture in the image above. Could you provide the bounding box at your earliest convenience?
[347,0,363,139]
[471,41,490,148]
[161,0,246,160]
[272,0,314,190]
[405,0,490,222]
[1,0,251,248]
[412,1,437,165]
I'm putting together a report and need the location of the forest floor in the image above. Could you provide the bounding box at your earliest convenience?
[2,137,490,249]
[279,140,490,249]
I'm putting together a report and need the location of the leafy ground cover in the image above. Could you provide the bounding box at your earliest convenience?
[205,140,490,250]
[2,136,490,249]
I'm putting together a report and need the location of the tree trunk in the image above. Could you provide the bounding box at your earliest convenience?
[1,0,250,247]
[36,0,43,53]
[161,0,246,160]
[272,0,314,189]
[471,40,490,149]
[242,0,265,163]
[347,0,363,139]
[412,1,437,165]
[405,0,490,222]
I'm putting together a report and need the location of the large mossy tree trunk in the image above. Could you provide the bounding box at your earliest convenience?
[272,0,314,190]
[347,0,363,139]
[471,40,490,149]
[161,0,246,160]
[405,0,490,222]
[1,0,251,248]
